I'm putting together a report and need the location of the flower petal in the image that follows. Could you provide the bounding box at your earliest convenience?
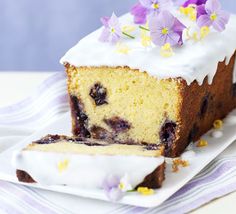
[212,11,230,32]
[131,3,148,24]
[107,188,123,202]
[166,32,180,46]
[160,10,175,28]
[197,4,207,18]
[99,28,110,42]
[140,0,153,8]
[197,14,212,28]
[100,16,110,28]
[205,0,221,14]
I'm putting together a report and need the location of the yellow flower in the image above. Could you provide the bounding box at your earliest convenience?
[213,119,223,129]
[137,187,155,195]
[116,43,131,54]
[57,159,69,173]
[197,139,208,147]
[160,43,174,58]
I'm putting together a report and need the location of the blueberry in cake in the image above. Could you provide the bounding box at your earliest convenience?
[14,135,165,189]
[61,0,236,157]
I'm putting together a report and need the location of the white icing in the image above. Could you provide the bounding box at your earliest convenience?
[224,115,236,125]
[60,12,236,85]
[180,150,195,161]
[12,151,164,188]
[211,130,223,138]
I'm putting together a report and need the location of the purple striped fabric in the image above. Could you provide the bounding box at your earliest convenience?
[0,72,236,214]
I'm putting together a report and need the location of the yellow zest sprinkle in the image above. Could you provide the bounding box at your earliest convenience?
[137,187,154,195]
[122,25,136,33]
[197,139,208,147]
[200,26,210,39]
[152,3,159,9]
[172,158,190,172]
[210,12,217,21]
[57,159,69,173]
[141,31,151,47]
[160,43,174,58]
[213,119,223,129]
[116,43,131,54]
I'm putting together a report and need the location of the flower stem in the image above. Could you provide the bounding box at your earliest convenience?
[139,25,150,31]
[122,32,135,39]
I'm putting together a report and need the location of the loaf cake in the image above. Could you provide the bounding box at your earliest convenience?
[61,0,236,157]
[13,135,165,189]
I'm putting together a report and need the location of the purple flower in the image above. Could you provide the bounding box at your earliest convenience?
[149,10,186,46]
[101,175,123,201]
[131,0,172,24]
[197,0,230,32]
[99,13,122,44]
[182,0,207,7]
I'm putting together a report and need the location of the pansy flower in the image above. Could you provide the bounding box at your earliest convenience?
[182,0,207,7]
[99,13,122,44]
[197,0,230,32]
[149,10,186,46]
[101,174,133,201]
[131,0,172,24]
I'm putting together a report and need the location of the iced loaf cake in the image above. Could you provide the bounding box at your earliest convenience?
[61,0,236,157]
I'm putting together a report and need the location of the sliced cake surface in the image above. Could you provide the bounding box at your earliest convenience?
[13,135,165,189]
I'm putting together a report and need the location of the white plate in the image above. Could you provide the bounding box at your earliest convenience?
[0,110,236,208]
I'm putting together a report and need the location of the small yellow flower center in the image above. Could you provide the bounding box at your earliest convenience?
[111,28,115,33]
[210,12,217,21]
[152,3,159,9]
[119,182,124,190]
[162,28,168,35]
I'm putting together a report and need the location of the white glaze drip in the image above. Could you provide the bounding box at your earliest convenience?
[12,151,164,188]
[60,12,236,85]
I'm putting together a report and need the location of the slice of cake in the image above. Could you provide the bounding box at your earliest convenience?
[13,135,165,189]
[60,1,236,157]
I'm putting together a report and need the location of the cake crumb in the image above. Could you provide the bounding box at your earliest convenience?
[172,158,190,172]
[197,139,208,147]
[213,119,223,129]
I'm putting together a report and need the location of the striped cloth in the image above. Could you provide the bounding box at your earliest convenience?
[0,71,236,214]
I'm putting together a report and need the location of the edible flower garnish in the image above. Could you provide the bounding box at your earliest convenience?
[99,13,135,44]
[131,0,172,24]
[140,23,152,47]
[99,13,122,44]
[182,0,207,7]
[137,187,155,195]
[185,25,210,41]
[149,10,186,46]
[102,174,133,201]
[180,4,197,21]
[197,0,230,32]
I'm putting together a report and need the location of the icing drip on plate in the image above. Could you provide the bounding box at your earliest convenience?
[12,151,164,188]
[60,12,236,85]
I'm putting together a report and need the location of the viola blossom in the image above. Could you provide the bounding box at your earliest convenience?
[99,13,122,44]
[149,10,186,47]
[197,0,230,32]
[101,174,133,201]
[131,0,172,24]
